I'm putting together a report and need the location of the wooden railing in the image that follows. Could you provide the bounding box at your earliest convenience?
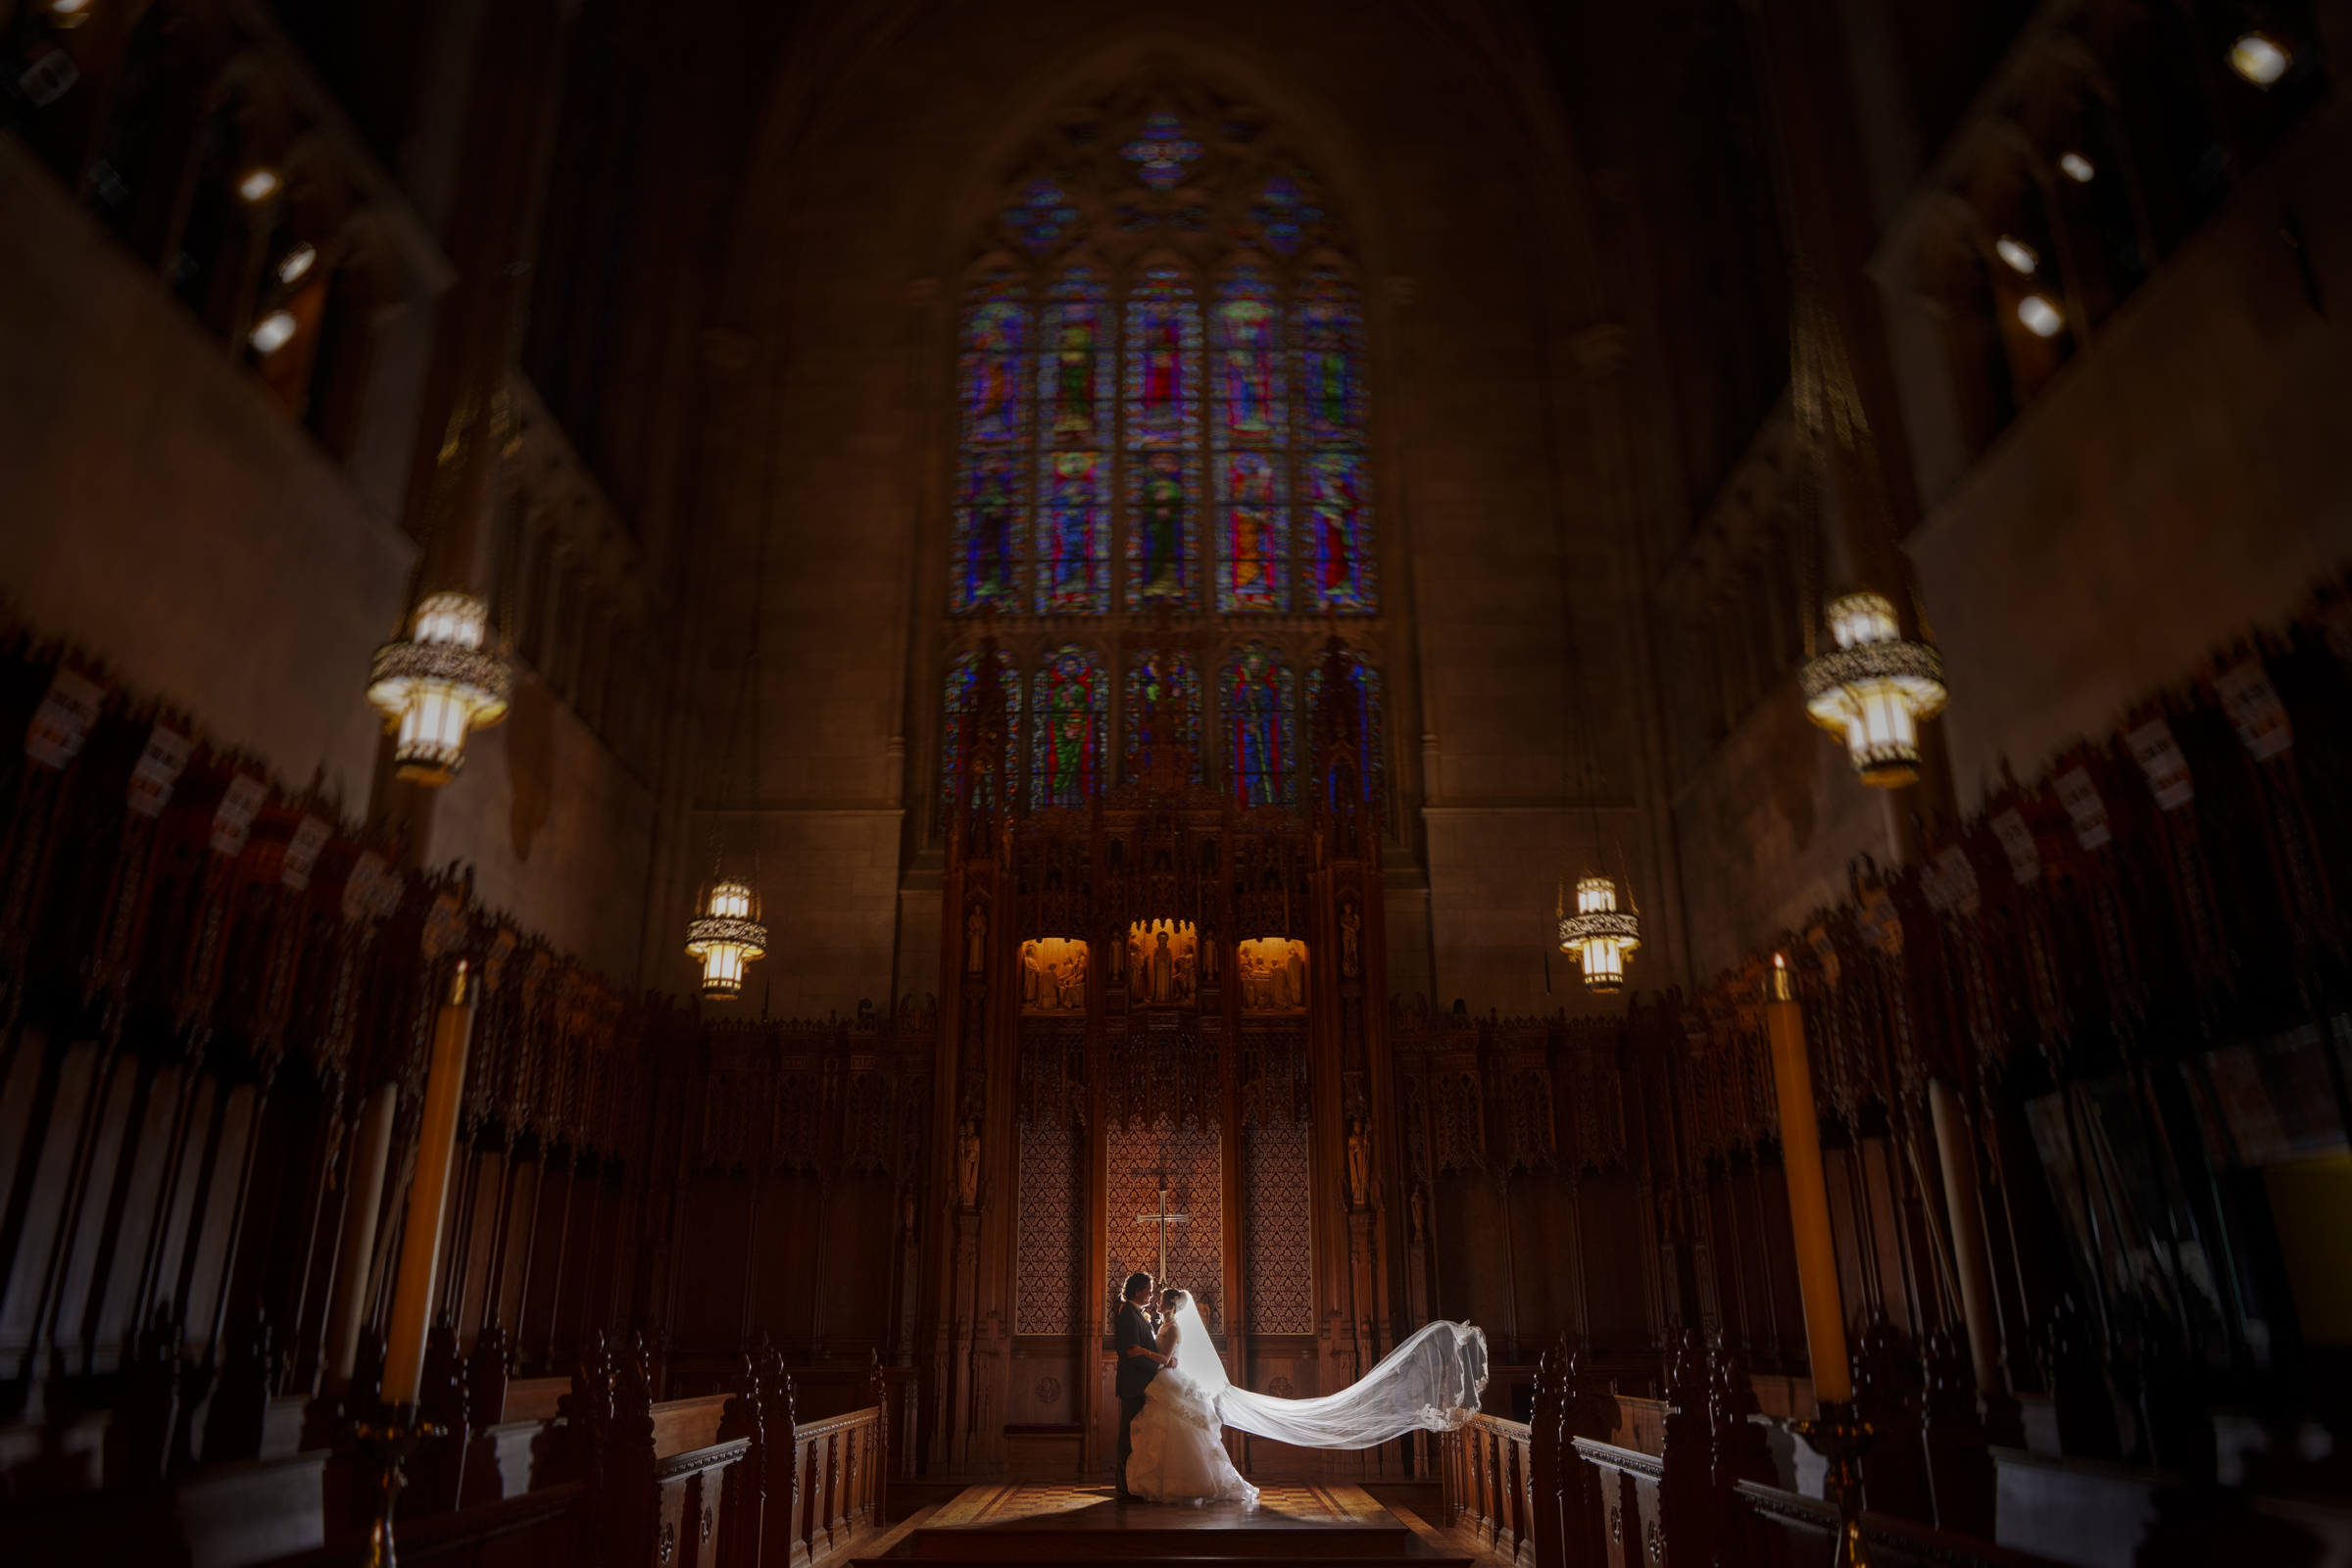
[1441,1414,1536,1566]
[1441,1332,2064,1568]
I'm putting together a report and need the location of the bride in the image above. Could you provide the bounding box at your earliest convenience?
[1124,1287,1489,1505]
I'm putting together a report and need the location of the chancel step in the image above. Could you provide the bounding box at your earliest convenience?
[849,1484,1472,1565]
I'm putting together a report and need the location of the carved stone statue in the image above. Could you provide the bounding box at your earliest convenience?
[1347,1120,1370,1207]
[1340,903,1361,977]
[965,904,987,974]
[1201,924,1218,981]
[1409,1187,1425,1246]
[956,1118,981,1207]
[1150,929,1173,1004]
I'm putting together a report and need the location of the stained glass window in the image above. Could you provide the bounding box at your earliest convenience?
[1212,269,1287,612]
[954,276,1028,612]
[1124,268,1202,607]
[1031,646,1105,808]
[1308,649,1383,803]
[942,104,1386,835]
[943,646,1020,807]
[1225,644,1295,808]
[1124,648,1201,782]
[1295,271,1372,612]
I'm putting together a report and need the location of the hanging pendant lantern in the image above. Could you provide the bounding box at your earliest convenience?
[1801,590,1946,788]
[367,592,512,785]
[686,873,767,999]
[1557,874,1641,994]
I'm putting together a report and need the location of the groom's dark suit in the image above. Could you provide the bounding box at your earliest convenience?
[1113,1299,1159,1495]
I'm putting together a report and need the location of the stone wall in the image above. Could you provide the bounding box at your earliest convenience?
[1906,101,2352,804]
[0,136,413,802]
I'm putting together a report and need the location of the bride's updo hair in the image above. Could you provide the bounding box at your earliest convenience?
[1161,1288,1184,1309]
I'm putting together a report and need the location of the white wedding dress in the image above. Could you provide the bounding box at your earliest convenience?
[1124,1294,1489,1505]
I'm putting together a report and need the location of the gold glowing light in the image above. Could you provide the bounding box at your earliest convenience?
[2230,32,2290,85]
[366,592,511,784]
[685,877,767,998]
[2017,294,2064,338]
[237,168,281,203]
[1557,875,1640,994]
[1801,591,1947,787]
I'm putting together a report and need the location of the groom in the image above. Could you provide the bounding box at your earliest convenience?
[1113,1271,1171,1498]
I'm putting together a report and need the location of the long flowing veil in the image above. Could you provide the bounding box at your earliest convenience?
[1167,1296,1489,1449]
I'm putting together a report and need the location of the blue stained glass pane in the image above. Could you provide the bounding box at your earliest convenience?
[1213,451,1285,612]
[943,646,1020,808]
[1293,274,1366,444]
[1120,111,1202,190]
[1037,449,1110,613]
[1041,269,1113,449]
[1127,450,1199,610]
[1304,451,1374,613]
[952,451,1023,612]
[1225,644,1295,808]
[1123,269,1201,450]
[1212,270,1284,448]
[1250,173,1323,256]
[960,285,1028,446]
[1308,651,1383,799]
[1004,177,1079,253]
[1123,649,1201,782]
[1031,646,1105,808]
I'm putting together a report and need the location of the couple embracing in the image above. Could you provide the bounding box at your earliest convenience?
[1112,1271,1257,1504]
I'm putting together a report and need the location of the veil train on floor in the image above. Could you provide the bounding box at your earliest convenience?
[1164,1297,1489,1449]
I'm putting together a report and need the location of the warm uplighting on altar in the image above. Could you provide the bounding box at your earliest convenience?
[366,591,512,784]
[1235,937,1307,1012]
[1021,937,1091,1012]
[1800,589,1947,788]
[686,876,766,999]
[1125,918,1200,1005]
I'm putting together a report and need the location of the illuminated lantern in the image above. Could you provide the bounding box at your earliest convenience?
[685,876,767,999]
[1557,874,1641,994]
[366,593,511,785]
[1801,590,1947,788]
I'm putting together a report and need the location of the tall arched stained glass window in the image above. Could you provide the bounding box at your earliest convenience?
[1296,270,1373,612]
[1125,268,1201,609]
[954,275,1028,612]
[938,94,1394,837]
[1031,647,1106,808]
[1037,270,1112,613]
[1123,648,1201,782]
[1308,648,1383,802]
[943,645,1020,807]
[1225,644,1295,808]
[1213,268,1287,612]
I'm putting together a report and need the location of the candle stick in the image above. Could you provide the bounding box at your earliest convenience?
[1764,954,1851,1405]
[381,961,479,1408]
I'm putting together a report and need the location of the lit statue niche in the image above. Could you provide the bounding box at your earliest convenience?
[1020,938,1091,1013]
[1126,919,1199,1006]
[1237,937,1308,1012]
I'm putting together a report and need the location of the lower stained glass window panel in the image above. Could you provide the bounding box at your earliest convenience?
[1127,450,1200,609]
[1305,451,1373,612]
[1213,451,1287,612]
[1036,450,1109,613]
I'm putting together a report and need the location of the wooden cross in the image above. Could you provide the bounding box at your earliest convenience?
[1132,1173,1190,1284]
